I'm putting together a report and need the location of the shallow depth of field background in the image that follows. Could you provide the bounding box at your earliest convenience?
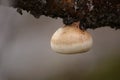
[0,3,120,80]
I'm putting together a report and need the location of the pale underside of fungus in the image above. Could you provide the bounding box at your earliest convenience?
[51,22,93,54]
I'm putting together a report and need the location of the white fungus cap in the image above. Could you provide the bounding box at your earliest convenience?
[50,23,93,54]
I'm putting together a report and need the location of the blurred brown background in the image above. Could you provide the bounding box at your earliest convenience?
[0,4,120,80]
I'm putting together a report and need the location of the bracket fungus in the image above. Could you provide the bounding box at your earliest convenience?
[51,22,93,54]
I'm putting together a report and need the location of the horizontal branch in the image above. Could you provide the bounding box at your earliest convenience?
[10,0,120,29]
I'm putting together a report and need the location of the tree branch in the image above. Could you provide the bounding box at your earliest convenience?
[10,0,120,29]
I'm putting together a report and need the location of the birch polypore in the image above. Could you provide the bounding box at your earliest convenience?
[51,22,93,54]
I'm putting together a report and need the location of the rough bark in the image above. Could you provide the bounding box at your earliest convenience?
[9,0,120,29]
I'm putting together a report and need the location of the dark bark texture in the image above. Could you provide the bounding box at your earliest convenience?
[10,0,120,29]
